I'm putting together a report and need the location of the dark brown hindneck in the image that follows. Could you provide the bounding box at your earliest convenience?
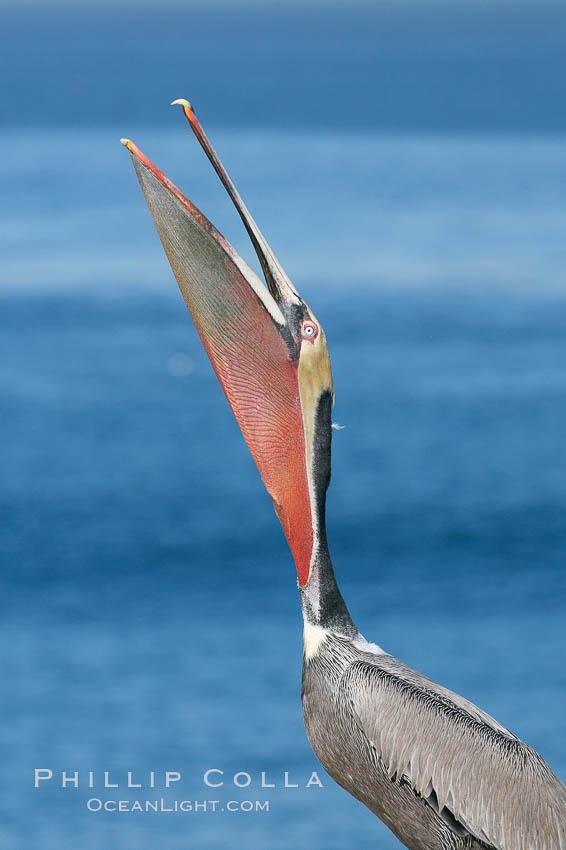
[299,389,357,636]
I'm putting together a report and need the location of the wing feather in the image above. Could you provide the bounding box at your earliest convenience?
[341,658,566,850]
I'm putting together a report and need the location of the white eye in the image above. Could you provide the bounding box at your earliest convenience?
[301,320,319,341]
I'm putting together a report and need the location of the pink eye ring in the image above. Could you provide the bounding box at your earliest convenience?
[301,320,319,341]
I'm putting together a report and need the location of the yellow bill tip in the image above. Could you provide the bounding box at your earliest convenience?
[171,98,193,112]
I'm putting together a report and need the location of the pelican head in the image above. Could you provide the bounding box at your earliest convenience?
[121,102,334,588]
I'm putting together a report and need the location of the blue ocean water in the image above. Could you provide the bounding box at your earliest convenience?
[2,2,566,848]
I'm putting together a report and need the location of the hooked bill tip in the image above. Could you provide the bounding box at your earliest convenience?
[171,98,194,112]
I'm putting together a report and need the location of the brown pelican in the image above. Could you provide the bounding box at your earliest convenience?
[121,102,566,850]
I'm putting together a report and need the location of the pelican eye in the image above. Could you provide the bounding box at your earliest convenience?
[301,320,319,341]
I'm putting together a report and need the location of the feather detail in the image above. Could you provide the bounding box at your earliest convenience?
[341,657,566,850]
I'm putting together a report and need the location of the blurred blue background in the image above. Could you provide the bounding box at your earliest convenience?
[2,1,566,848]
